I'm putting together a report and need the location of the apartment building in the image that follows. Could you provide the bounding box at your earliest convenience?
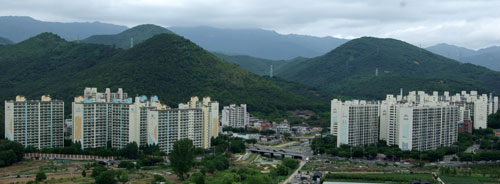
[147,108,203,154]
[334,99,379,147]
[72,88,165,149]
[397,104,458,151]
[221,104,249,128]
[179,96,219,149]
[5,95,64,149]
[148,96,218,153]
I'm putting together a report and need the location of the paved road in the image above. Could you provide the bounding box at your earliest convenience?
[465,144,480,153]
[281,160,306,184]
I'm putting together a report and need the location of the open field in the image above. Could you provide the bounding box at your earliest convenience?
[440,176,500,184]
[324,173,437,184]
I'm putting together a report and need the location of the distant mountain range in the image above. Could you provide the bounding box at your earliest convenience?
[279,37,500,99]
[212,52,307,76]
[0,37,13,45]
[0,16,127,42]
[427,43,500,71]
[169,26,349,60]
[83,24,174,49]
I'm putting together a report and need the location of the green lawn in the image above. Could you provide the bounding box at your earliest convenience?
[325,173,437,184]
[440,176,500,184]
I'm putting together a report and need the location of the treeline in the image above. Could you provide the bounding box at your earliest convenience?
[27,140,165,159]
[312,128,500,162]
[0,139,24,167]
[311,135,456,162]
[222,126,276,135]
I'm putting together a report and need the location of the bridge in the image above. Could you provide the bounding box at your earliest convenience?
[247,146,307,160]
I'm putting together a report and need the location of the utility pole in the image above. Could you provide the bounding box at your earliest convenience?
[270,65,273,78]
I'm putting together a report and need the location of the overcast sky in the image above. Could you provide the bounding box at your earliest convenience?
[1,0,499,49]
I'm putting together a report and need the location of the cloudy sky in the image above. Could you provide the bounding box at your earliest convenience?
[1,0,500,49]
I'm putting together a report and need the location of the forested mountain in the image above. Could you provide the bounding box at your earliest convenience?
[169,26,348,60]
[427,43,500,71]
[0,16,127,43]
[83,24,174,49]
[212,52,307,76]
[278,37,500,99]
[0,33,328,138]
[0,37,13,45]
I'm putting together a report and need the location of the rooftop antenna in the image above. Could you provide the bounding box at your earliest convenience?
[270,64,273,78]
[130,37,134,48]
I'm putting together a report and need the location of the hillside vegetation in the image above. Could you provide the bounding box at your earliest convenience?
[0,33,328,138]
[83,24,174,49]
[278,37,500,99]
[213,52,307,76]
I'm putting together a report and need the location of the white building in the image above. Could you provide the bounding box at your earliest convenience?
[179,96,219,149]
[334,99,379,147]
[221,104,249,128]
[397,104,458,151]
[73,88,164,149]
[147,107,203,154]
[5,95,64,149]
[73,88,219,152]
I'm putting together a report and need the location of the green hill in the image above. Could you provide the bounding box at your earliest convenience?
[83,24,174,48]
[212,52,307,76]
[0,37,13,45]
[278,37,500,99]
[0,33,327,138]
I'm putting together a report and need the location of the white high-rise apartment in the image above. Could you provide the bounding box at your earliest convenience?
[334,99,379,147]
[148,96,219,153]
[5,95,64,149]
[397,104,458,151]
[147,108,203,154]
[72,88,164,149]
[179,96,219,149]
[221,104,249,128]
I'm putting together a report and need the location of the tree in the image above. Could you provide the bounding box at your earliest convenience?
[35,171,46,182]
[247,139,257,145]
[191,172,205,184]
[152,175,168,184]
[91,165,108,178]
[169,139,196,180]
[81,170,87,177]
[95,170,117,184]
[276,164,289,176]
[282,158,299,170]
[119,171,129,184]
[121,142,139,159]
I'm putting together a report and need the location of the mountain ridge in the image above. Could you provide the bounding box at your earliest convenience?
[427,43,500,71]
[83,24,174,49]
[278,37,500,99]
[0,16,127,43]
[169,26,349,60]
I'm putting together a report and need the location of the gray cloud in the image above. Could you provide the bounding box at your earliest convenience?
[1,0,499,49]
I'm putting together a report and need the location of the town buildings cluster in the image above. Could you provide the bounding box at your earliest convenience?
[331,90,499,151]
[4,88,219,154]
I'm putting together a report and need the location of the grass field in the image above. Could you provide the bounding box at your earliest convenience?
[324,173,437,184]
[440,176,500,184]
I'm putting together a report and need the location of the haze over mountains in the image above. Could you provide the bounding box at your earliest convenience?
[169,26,349,60]
[427,43,500,71]
[0,16,127,42]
